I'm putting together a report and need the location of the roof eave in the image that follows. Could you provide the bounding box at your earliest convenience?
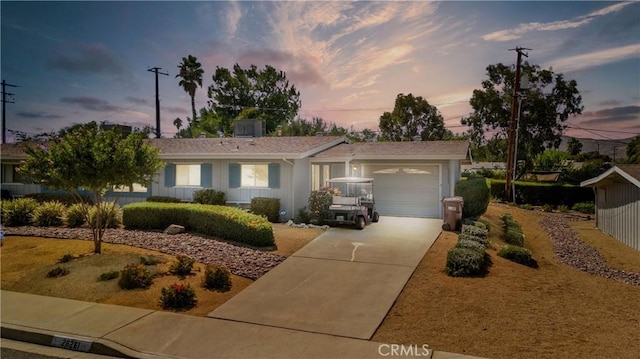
[581,166,640,188]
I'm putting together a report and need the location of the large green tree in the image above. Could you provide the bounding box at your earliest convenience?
[626,135,640,164]
[176,55,205,124]
[207,64,301,134]
[20,122,163,254]
[379,93,451,141]
[567,137,583,156]
[461,62,583,169]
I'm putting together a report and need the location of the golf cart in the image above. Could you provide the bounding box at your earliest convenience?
[324,177,379,230]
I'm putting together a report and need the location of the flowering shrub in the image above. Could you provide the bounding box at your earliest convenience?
[202,265,232,292]
[308,186,339,223]
[118,263,152,289]
[169,254,195,277]
[159,282,197,311]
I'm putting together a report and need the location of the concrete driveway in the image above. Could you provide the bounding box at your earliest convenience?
[209,216,442,340]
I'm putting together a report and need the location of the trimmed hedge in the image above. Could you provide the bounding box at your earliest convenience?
[489,180,593,207]
[455,238,486,253]
[461,224,488,240]
[498,245,536,267]
[500,213,525,246]
[123,202,274,247]
[250,197,280,223]
[446,247,485,277]
[458,233,489,248]
[24,192,93,206]
[454,177,490,219]
[192,189,226,206]
[147,196,182,203]
[572,202,595,214]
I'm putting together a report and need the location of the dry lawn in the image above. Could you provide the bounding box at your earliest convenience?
[0,224,324,316]
[373,204,640,359]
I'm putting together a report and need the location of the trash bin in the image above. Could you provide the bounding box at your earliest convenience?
[441,196,464,231]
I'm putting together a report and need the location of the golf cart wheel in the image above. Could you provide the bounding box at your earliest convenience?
[356,216,366,230]
[372,211,380,223]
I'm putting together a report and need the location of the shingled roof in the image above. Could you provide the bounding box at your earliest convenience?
[581,164,640,188]
[312,140,471,161]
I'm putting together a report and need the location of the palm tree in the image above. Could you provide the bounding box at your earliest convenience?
[176,55,204,124]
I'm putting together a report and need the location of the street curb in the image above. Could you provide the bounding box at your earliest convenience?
[1,323,174,359]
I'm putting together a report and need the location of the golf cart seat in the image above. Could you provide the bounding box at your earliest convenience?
[330,196,361,210]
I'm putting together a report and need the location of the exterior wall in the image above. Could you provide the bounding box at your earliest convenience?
[291,157,310,220]
[596,183,640,251]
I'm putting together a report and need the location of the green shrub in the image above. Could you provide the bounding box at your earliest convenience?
[123,202,275,247]
[489,180,593,207]
[461,224,488,240]
[24,192,93,206]
[159,282,197,311]
[192,189,226,205]
[98,271,119,281]
[558,205,569,213]
[504,229,525,246]
[454,177,490,219]
[1,197,38,226]
[542,204,554,212]
[139,256,164,266]
[88,202,122,228]
[520,204,533,210]
[477,218,491,233]
[250,197,280,223]
[446,247,485,277]
[295,206,311,224]
[31,201,66,227]
[118,263,152,289]
[65,203,87,227]
[202,265,232,292]
[59,252,75,263]
[308,187,338,224]
[458,233,489,248]
[572,202,595,214]
[169,255,196,277]
[147,196,182,203]
[47,266,69,278]
[498,245,535,267]
[456,238,486,254]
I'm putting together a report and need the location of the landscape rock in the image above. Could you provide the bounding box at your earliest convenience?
[163,224,185,235]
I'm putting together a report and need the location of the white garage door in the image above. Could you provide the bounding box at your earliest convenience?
[364,164,440,218]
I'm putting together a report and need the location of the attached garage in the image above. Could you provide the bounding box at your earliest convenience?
[311,141,470,219]
[364,164,440,217]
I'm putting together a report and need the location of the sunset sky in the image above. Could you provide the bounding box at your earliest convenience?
[1,1,638,142]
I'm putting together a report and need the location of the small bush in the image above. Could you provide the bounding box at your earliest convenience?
[462,219,487,231]
[59,252,75,263]
[31,201,66,227]
[295,206,311,224]
[458,233,489,248]
[520,204,533,210]
[558,204,569,213]
[456,239,486,254]
[498,245,536,267]
[25,193,93,206]
[159,282,197,311]
[88,202,122,229]
[98,271,119,281]
[454,177,490,219]
[572,202,595,214]
[169,254,195,277]
[202,265,232,292]
[1,197,38,226]
[308,187,338,224]
[477,218,491,233]
[461,224,488,240]
[446,247,485,277]
[504,228,525,246]
[139,256,164,266]
[118,263,152,289]
[147,196,182,203]
[65,203,87,227]
[250,197,280,223]
[47,266,69,278]
[542,204,554,212]
[193,189,226,206]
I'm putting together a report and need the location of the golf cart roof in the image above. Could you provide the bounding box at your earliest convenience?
[327,177,374,183]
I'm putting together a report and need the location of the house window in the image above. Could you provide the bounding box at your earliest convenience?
[1,164,25,183]
[176,164,201,186]
[113,183,148,193]
[241,164,269,187]
[312,164,331,190]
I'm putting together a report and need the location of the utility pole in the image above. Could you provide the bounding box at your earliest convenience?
[1,80,18,144]
[612,146,617,163]
[148,67,168,138]
[505,47,530,203]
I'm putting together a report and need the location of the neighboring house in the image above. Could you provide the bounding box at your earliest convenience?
[461,162,506,173]
[581,165,640,251]
[0,137,471,219]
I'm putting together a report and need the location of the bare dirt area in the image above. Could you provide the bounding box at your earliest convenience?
[1,225,324,316]
[373,203,640,359]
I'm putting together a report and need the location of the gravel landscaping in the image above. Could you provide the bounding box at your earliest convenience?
[540,214,640,286]
[4,227,285,280]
